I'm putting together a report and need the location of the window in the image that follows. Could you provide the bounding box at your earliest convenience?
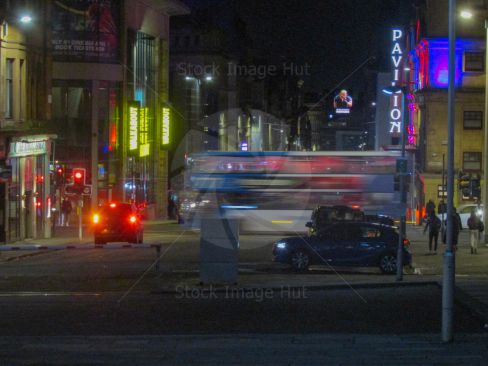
[5,58,13,118]
[359,226,382,238]
[463,152,482,171]
[463,111,483,129]
[464,52,484,72]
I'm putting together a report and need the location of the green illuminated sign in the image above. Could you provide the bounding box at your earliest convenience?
[139,107,150,157]
[162,107,170,145]
[128,101,139,153]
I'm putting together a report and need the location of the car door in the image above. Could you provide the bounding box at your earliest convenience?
[320,223,359,266]
[354,224,385,266]
[312,224,343,265]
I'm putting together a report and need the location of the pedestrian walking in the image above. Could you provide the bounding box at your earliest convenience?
[60,198,72,227]
[423,210,441,254]
[467,209,484,254]
[426,199,435,216]
[442,207,462,251]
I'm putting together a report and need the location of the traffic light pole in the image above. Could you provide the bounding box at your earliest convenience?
[78,195,83,241]
[442,0,456,343]
[396,87,408,282]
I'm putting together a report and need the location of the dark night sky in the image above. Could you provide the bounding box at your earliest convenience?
[181,0,414,93]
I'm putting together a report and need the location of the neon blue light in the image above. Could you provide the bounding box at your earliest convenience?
[221,205,258,209]
[135,89,145,105]
[421,38,484,89]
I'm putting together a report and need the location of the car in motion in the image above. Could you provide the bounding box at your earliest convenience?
[92,202,143,244]
[272,221,411,274]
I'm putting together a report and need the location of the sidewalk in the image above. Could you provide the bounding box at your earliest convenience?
[1,333,487,365]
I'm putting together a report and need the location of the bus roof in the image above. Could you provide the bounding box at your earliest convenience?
[190,151,402,158]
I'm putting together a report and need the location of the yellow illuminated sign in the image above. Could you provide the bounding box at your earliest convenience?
[129,104,139,151]
[139,107,150,157]
[162,107,170,145]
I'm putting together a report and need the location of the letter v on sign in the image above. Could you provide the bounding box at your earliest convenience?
[392,56,403,67]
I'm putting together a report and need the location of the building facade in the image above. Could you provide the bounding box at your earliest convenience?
[0,0,188,242]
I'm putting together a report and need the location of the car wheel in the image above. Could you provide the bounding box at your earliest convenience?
[290,250,310,271]
[379,254,397,274]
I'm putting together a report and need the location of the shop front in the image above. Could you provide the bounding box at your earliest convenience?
[7,135,55,241]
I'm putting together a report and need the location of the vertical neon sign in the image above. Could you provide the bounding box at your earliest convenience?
[139,107,150,157]
[389,28,404,136]
[128,101,139,153]
[162,107,170,145]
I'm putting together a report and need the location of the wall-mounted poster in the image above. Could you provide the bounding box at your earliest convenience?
[52,0,120,63]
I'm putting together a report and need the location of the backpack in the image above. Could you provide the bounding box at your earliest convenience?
[431,216,441,232]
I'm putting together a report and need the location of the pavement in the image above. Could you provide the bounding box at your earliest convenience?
[1,333,488,366]
[2,221,488,323]
[2,225,488,365]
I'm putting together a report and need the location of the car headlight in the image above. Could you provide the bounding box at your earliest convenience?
[276,241,287,249]
[477,209,483,217]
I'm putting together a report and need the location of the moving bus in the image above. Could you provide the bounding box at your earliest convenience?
[181,151,403,233]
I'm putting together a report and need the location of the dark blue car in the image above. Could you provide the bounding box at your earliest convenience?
[272,221,411,274]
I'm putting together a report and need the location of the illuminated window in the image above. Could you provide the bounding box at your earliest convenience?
[464,52,484,72]
[463,111,483,129]
[463,152,481,171]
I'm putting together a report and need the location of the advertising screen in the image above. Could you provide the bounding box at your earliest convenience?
[333,89,353,115]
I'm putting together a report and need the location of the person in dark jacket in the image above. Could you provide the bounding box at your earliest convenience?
[423,210,441,254]
[442,207,462,250]
[467,209,484,254]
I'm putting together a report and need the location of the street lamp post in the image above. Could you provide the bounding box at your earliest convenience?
[442,0,456,343]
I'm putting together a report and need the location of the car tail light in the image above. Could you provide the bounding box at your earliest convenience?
[403,238,410,247]
[93,214,100,224]
[109,203,117,208]
[129,215,137,223]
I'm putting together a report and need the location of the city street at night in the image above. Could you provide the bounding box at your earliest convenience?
[4,0,488,364]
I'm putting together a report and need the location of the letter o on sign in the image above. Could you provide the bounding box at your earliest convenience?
[390,108,401,120]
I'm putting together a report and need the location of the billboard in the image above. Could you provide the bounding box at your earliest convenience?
[52,0,120,63]
[333,90,353,115]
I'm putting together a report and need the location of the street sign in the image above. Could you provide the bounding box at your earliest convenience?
[82,185,92,196]
[65,184,91,196]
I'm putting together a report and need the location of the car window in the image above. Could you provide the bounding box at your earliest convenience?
[359,225,382,238]
[326,224,361,241]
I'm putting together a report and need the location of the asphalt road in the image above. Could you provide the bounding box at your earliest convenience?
[0,285,482,336]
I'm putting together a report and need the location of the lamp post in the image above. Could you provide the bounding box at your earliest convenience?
[442,0,456,343]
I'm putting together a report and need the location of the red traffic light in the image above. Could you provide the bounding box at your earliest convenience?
[72,168,86,185]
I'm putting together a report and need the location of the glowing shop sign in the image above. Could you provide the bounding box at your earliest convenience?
[391,29,404,87]
[129,103,139,152]
[139,107,150,157]
[389,28,404,135]
[162,107,170,145]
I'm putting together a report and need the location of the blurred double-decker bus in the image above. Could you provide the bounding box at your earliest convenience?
[181,151,403,233]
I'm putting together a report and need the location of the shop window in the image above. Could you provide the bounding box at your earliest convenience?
[464,52,484,72]
[463,152,481,171]
[463,111,483,129]
[5,58,14,118]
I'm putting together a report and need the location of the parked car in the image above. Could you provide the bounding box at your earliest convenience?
[92,202,143,244]
[364,214,396,227]
[273,221,411,274]
[437,204,483,229]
